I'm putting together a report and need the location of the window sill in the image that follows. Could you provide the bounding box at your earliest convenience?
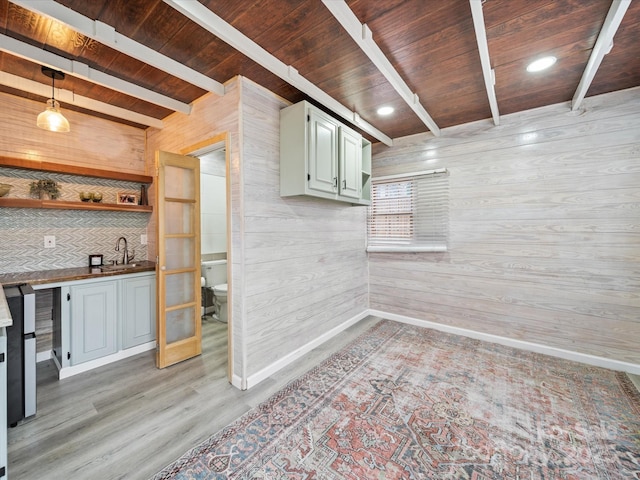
[366,246,447,253]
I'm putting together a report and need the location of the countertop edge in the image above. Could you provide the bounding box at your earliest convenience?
[0,261,156,288]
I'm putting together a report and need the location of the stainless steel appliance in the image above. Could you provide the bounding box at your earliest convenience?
[4,284,36,426]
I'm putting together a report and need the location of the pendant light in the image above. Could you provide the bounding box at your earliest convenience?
[37,66,70,133]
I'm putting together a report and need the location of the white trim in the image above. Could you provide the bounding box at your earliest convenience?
[11,0,225,97]
[163,0,393,146]
[0,71,164,128]
[572,0,630,110]
[469,0,500,125]
[368,309,640,375]
[36,350,52,363]
[243,310,370,390]
[373,168,447,182]
[56,341,156,379]
[322,0,440,136]
[367,246,447,253]
[231,374,244,390]
[0,34,191,114]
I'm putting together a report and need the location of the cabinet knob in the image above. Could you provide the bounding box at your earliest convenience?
[160,265,166,271]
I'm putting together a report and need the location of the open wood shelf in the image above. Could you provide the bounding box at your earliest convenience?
[0,155,153,184]
[0,197,152,212]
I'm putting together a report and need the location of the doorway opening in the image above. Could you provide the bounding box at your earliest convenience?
[184,135,232,381]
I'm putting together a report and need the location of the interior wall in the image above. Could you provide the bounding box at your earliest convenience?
[370,87,640,366]
[238,79,369,383]
[0,92,146,173]
[145,77,369,386]
[201,170,227,256]
[0,92,149,274]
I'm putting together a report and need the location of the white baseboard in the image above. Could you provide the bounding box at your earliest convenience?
[37,350,52,363]
[56,341,156,379]
[243,310,370,390]
[231,374,244,390]
[369,309,640,375]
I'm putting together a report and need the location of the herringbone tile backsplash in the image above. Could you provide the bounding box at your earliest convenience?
[1,208,148,273]
[0,168,150,273]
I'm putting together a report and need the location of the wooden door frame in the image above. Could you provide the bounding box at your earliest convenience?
[181,132,233,383]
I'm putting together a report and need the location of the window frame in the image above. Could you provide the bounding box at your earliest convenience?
[367,169,449,253]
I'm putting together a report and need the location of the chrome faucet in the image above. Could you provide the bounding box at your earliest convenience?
[115,236,134,264]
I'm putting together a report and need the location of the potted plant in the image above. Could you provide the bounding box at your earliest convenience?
[30,179,61,199]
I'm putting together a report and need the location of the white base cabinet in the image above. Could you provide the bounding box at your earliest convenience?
[70,280,118,365]
[53,272,155,378]
[122,275,156,349]
[280,101,371,205]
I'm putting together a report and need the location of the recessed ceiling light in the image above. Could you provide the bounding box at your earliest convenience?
[526,56,557,73]
[377,106,394,116]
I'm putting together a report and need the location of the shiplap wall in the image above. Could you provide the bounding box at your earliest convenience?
[147,77,368,386]
[370,87,640,366]
[0,92,146,173]
[239,79,368,382]
[146,77,368,386]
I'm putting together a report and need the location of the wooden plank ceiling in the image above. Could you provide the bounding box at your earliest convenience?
[0,0,638,143]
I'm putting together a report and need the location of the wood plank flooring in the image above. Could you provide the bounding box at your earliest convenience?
[8,316,381,480]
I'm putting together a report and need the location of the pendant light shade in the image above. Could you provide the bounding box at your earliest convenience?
[37,67,70,133]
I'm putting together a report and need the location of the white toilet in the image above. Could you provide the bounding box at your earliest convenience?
[201,259,228,323]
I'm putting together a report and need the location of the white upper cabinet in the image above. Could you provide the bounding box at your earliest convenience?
[339,125,362,199]
[308,107,339,195]
[280,101,371,205]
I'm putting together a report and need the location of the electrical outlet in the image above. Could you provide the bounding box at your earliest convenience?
[44,235,56,248]
[141,234,148,245]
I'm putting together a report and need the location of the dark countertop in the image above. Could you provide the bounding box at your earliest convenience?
[0,260,156,287]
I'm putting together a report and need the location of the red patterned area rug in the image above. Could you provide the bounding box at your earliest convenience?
[152,320,640,479]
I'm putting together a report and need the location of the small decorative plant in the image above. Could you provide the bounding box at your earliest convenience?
[30,179,61,199]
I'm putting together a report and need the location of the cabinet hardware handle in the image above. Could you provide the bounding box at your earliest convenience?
[67,293,71,301]
[342,180,346,189]
[333,177,338,189]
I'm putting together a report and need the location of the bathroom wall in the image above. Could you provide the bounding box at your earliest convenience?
[200,150,227,258]
[369,87,640,366]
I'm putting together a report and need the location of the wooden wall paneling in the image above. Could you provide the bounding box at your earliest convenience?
[370,87,640,367]
[238,78,369,380]
[0,92,146,174]
[145,76,369,386]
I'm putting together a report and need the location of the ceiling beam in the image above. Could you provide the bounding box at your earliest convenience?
[10,0,225,97]
[0,34,192,115]
[0,71,164,128]
[572,0,630,111]
[163,0,393,146]
[322,0,441,136]
[469,0,500,126]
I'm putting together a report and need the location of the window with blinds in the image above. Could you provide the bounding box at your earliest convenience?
[367,169,449,252]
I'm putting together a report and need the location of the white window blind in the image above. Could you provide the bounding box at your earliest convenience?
[367,169,449,252]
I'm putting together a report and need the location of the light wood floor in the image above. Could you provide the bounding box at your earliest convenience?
[8,316,382,480]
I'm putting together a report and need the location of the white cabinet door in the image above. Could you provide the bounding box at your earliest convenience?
[122,274,156,349]
[70,281,117,365]
[339,126,362,199]
[307,108,338,195]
